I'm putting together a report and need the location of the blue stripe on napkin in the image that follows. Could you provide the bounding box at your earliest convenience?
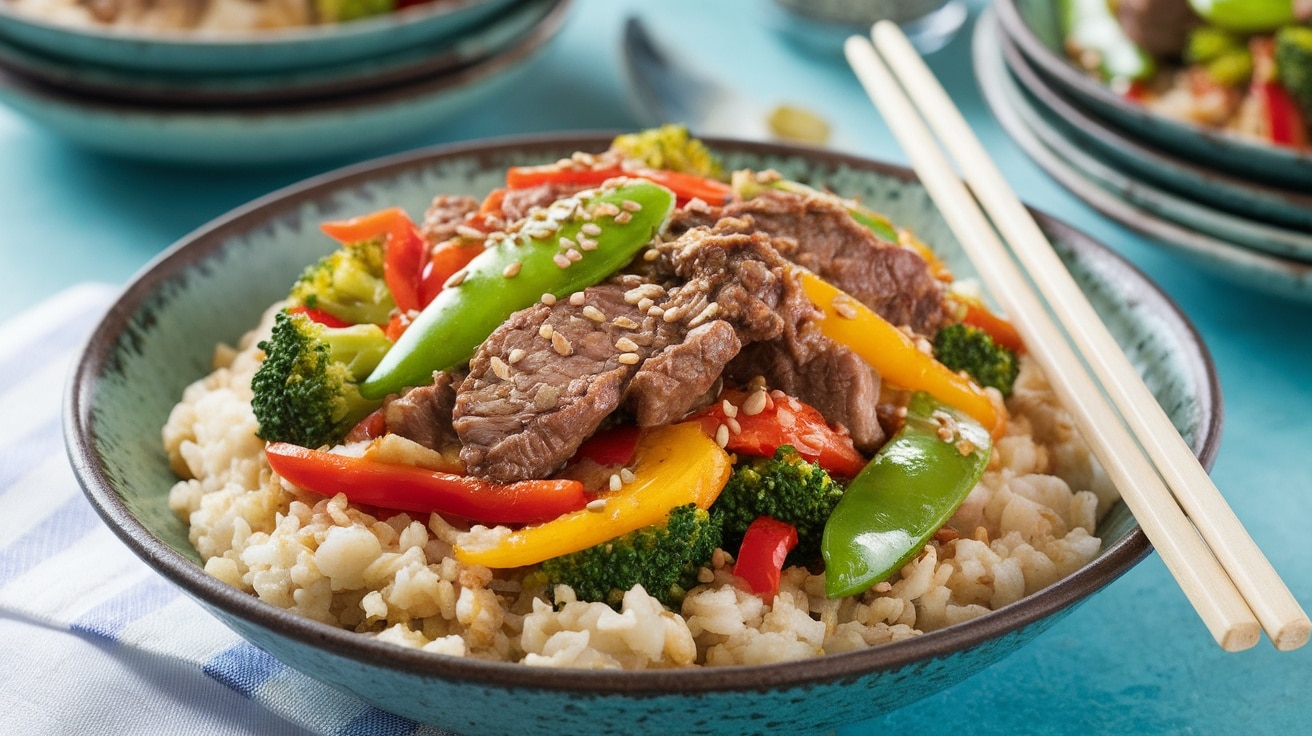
[0,496,101,586]
[69,575,181,641]
[203,641,288,697]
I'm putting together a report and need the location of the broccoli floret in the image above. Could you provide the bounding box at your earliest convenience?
[610,124,725,180]
[539,504,721,609]
[251,311,392,448]
[315,0,395,24]
[288,238,395,326]
[932,322,1020,398]
[711,447,844,563]
[1276,26,1312,115]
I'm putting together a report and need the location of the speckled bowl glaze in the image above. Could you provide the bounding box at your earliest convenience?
[977,11,1312,302]
[66,135,1222,736]
[0,0,559,107]
[0,0,517,74]
[0,3,566,166]
[995,0,1312,189]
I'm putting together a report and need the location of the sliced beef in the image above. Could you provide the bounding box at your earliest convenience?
[419,195,480,247]
[383,370,464,452]
[1114,0,1199,58]
[500,183,588,224]
[625,321,740,426]
[669,189,948,335]
[727,341,884,453]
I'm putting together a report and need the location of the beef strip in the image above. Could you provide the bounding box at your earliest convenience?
[419,195,480,247]
[669,189,948,335]
[1114,0,1199,58]
[500,183,589,224]
[383,370,465,453]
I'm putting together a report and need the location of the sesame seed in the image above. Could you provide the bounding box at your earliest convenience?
[582,305,606,322]
[486,231,506,242]
[540,292,557,306]
[714,424,729,448]
[832,295,859,320]
[662,306,683,323]
[576,237,598,251]
[609,474,622,492]
[619,468,636,484]
[615,336,639,352]
[538,324,554,340]
[551,332,573,356]
[508,348,527,364]
[444,270,467,288]
[637,298,654,311]
[581,223,602,237]
[531,209,548,221]
[614,211,633,224]
[721,399,737,418]
[569,291,586,306]
[697,567,715,584]
[725,416,741,434]
[489,356,511,381]
[612,316,639,329]
[552,254,571,269]
[456,224,484,239]
[502,262,522,278]
[621,199,642,212]
[647,305,664,318]
[617,352,640,365]
[594,202,620,217]
[642,248,660,262]
[566,249,583,262]
[587,498,608,512]
[742,390,768,416]
[559,236,576,249]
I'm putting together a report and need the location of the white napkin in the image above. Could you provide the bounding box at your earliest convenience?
[0,284,454,736]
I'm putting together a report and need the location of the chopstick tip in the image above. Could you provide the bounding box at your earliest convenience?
[1272,618,1311,652]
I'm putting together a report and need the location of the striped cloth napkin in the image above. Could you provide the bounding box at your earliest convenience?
[0,284,455,736]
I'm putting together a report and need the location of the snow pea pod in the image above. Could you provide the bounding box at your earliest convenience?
[359,179,675,399]
[821,392,992,599]
[1189,0,1294,34]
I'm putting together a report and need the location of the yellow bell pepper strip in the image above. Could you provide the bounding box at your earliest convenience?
[264,443,586,525]
[821,392,992,598]
[359,180,676,399]
[798,270,1006,438]
[455,422,732,569]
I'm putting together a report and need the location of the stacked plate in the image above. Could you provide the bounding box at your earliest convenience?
[979,2,1312,303]
[0,0,569,164]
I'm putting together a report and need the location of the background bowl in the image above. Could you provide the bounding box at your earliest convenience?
[66,135,1221,735]
[0,0,518,74]
[994,0,1312,188]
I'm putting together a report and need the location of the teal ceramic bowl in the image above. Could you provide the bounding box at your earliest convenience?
[0,0,517,74]
[0,0,558,107]
[995,0,1312,189]
[66,135,1221,735]
[0,4,566,166]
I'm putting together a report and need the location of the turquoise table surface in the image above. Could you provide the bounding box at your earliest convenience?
[3,0,1308,733]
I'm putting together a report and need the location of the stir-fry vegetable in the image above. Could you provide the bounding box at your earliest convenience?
[264,443,587,524]
[734,516,799,599]
[455,422,732,568]
[1276,26,1312,115]
[799,270,1006,438]
[287,236,395,327]
[1188,0,1295,34]
[711,445,845,563]
[692,388,866,477]
[1061,0,1156,82]
[360,180,676,399]
[822,392,992,598]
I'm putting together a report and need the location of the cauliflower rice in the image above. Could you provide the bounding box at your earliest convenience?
[164,305,1115,669]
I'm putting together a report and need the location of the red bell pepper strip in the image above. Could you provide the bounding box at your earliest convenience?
[320,208,427,314]
[418,240,487,308]
[571,425,642,466]
[264,442,587,524]
[734,516,799,598]
[343,408,388,444]
[1261,82,1308,147]
[285,305,352,329]
[504,165,733,205]
[692,388,867,478]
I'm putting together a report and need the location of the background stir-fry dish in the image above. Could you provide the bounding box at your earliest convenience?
[162,127,1115,668]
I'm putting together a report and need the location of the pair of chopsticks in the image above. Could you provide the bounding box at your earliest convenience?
[845,23,1309,652]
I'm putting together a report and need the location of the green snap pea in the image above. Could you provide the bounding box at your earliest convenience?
[359,180,675,399]
[1188,0,1294,35]
[1061,0,1156,82]
[821,392,992,599]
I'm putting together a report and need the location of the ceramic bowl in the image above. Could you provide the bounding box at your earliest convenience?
[976,10,1312,303]
[994,0,1312,188]
[66,134,1221,736]
[0,0,518,74]
[0,0,559,107]
[0,2,567,166]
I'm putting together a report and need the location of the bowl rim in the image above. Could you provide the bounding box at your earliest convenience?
[0,0,504,48]
[64,132,1221,694]
[992,0,1312,168]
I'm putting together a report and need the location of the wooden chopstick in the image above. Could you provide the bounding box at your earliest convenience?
[845,26,1304,652]
[867,21,1311,652]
